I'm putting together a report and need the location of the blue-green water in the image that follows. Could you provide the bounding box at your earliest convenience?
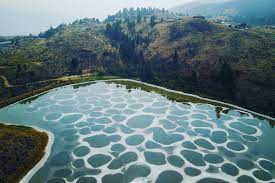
[0,81,274,183]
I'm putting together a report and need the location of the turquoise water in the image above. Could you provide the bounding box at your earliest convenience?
[0,81,274,183]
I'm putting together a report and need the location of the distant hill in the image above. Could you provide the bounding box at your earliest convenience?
[0,8,274,116]
[172,0,275,26]
[0,36,12,42]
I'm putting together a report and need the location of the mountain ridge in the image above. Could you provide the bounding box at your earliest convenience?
[172,0,275,26]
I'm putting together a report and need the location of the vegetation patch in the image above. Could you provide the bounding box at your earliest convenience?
[0,123,48,183]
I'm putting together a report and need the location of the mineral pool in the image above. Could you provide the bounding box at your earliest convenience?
[0,81,274,183]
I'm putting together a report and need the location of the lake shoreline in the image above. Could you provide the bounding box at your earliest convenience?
[19,125,54,183]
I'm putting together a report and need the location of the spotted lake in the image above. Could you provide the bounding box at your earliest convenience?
[0,80,274,183]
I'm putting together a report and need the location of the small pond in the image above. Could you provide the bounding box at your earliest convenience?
[0,81,274,183]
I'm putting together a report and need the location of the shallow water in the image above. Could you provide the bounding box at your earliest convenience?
[0,81,274,183]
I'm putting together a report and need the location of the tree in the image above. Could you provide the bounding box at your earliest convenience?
[15,64,22,78]
[105,21,124,41]
[150,15,156,27]
[144,17,147,22]
[137,14,142,23]
[220,61,234,98]
[127,21,136,35]
[105,23,112,37]
[173,50,179,64]
[141,62,153,81]
[39,26,55,38]
[70,58,79,74]
[16,64,22,73]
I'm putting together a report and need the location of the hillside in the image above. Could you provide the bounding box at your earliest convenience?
[0,8,274,117]
[172,0,275,26]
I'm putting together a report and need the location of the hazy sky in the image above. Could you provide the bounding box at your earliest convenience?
[0,0,223,36]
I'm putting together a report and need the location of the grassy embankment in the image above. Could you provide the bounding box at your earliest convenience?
[0,123,48,183]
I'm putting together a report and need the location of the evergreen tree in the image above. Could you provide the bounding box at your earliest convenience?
[70,58,79,74]
[150,15,156,27]
[220,61,234,98]
[141,62,153,81]
[137,14,142,23]
[127,21,136,35]
[173,50,179,63]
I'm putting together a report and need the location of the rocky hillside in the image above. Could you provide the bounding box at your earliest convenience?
[0,8,274,117]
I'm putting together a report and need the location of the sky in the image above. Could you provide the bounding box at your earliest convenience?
[0,0,225,36]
